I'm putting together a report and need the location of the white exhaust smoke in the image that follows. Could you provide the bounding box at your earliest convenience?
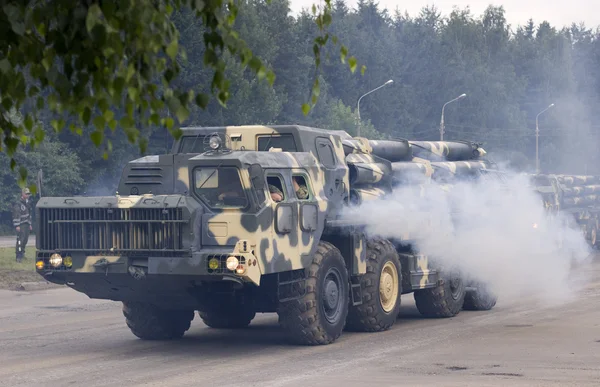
[342,167,594,306]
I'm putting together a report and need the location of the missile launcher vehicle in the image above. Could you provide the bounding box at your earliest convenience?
[34,125,497,345]
[529,173,600,249]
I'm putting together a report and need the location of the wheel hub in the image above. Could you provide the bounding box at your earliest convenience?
[324,279,339,309]
[321,268,344,324]
[379,261,399,313]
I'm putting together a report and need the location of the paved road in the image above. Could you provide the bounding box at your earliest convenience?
[1,258,600,386]
[0,235,35,248]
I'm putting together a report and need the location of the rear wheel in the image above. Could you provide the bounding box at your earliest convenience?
[199,306,256,329]
[414,272,466,318]
[277,241,349,345]
[463,282,497,311]
[345,238,402,332]
[122,301,194,340]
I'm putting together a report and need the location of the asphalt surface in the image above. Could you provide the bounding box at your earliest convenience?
[1,256,600,386]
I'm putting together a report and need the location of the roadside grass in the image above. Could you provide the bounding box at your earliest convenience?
[0,247,45,289]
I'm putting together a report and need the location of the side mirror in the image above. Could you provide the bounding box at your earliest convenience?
[276,204,293,234]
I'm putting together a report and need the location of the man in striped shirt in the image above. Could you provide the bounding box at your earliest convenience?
[12,188,32,262]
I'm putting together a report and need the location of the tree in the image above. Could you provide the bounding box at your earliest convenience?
[0,0,364,190]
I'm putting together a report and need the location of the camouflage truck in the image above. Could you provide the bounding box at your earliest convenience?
[529,173,600,249]
[34,125,497,345]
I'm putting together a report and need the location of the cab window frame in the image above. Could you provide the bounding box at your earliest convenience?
[256,134,298,152]
[265,173,288,204]
[291,172,313,201]
[191,166,250,210]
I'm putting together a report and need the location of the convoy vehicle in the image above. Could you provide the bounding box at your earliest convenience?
[35,125,497,345]
[529,173,600,249]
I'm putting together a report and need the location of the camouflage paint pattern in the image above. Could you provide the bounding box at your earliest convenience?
[35,124,491,300]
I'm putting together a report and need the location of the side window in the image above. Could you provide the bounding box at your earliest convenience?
[257,134,297,152]
[316,138,336,168]
[292,175,311,200]
[266,176,285,203]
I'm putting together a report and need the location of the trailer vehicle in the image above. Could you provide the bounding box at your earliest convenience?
[529,173,600,249]
[35,125,497,345]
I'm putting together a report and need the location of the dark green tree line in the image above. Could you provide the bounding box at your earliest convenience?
[2,0,600,229]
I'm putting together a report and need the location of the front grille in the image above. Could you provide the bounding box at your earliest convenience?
[38,207,187,256]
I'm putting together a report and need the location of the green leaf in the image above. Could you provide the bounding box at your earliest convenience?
[175,105,189,123]
[302,103,310,116]
[24,116,34,131]
[349,57,357,73]
[0,59,11,74]
[267,71,276,86]
[90,131,103,146]
[83,107,91,125]
[166,39,178,60]
[195,94,210,109]
[93,115,105,130]
[165,117,174,129]
[86,4,103,33]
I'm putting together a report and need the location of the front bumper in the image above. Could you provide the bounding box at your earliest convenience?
[36,240,263,286]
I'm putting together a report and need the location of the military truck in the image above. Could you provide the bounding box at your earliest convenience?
[34,125,498,346]
[529,173,600,249]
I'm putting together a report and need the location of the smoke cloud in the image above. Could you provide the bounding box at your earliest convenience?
[342,165,594,307]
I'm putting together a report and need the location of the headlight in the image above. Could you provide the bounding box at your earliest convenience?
[532,223,538,229]
[208,258,219,270]
[226,256,239,271]
[63,256,73,268]
[49,253,63,267]
[209,136,221,150]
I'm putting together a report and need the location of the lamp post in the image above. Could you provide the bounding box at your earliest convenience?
[356,79,393,137]
[439,93,467,141]
[535,103,555,174]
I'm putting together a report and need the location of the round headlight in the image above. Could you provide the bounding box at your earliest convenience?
[63,256,73,268]
[49,253,63,267]
[226,256,239,271]
[208,258,219,270]
[209,136,221,150]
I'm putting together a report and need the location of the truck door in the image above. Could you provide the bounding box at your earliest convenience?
[264,170,313,272]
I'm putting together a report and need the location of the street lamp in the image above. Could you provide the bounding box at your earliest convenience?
[356,79,393,137]
[439,93,467,141]
[536,103,555,174]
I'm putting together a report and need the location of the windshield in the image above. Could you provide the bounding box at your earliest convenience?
[193,167,248,209]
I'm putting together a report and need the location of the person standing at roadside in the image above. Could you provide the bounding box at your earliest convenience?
[13,188,32,262]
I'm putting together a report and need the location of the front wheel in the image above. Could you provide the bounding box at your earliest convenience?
[345,237,402,332]
[122,302,194,340]
[414,272,466,318]
[277,241,349,345]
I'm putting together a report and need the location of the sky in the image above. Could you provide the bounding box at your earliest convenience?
[289,0,600,29]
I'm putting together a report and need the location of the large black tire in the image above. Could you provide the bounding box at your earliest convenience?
[277,241,349,345]
[414,272,466,318]
[463,282,497,311]
[199,306,256,329]
[345,238,402,332]
[122,301,194,340]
